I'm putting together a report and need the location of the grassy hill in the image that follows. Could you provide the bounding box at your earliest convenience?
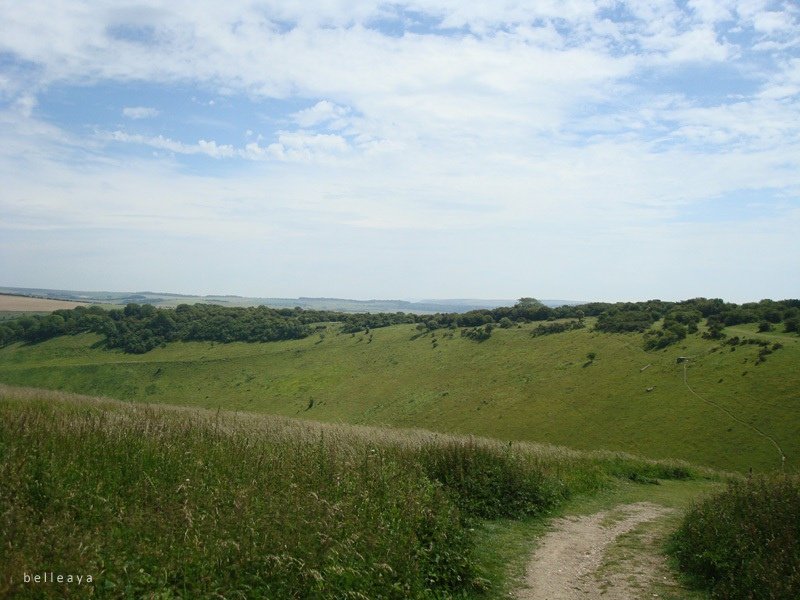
[0,319,797,473]
[1,385,720,598]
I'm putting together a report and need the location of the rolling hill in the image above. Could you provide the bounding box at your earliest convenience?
[0,318,796,473]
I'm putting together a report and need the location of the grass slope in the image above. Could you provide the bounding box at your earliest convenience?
[1,386,714,599]
[0,320,797,472]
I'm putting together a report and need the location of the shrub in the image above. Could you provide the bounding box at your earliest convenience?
[643,322,687,350]
[595,309,657,333]
[671,475,800,599]
[461,325,493,342]
[785,316,800,334]
[530,320,585,337]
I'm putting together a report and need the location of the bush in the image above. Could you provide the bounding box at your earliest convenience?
[785,316,800,334]
[461,325,493,342]
[643,322,687,350]
[671,475,800,599]
[530,320,585,337]
[596,309,658,333]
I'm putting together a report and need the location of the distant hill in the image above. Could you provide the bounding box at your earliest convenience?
[0,286,578,314]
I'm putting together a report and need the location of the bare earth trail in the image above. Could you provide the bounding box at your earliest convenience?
[516,502,681,600]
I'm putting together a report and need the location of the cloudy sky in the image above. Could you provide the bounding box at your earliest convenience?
[1,1,798,302]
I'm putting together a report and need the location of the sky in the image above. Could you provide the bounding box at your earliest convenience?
[1,0,798,303]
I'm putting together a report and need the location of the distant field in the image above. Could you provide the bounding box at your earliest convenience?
[0,294,88,312]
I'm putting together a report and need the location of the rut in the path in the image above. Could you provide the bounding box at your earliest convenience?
[516,502,675,600]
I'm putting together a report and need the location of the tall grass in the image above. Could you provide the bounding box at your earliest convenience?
[418,440,566,519]
[671,474,800,599]
[0,386,705,598]
[1,400,478,598]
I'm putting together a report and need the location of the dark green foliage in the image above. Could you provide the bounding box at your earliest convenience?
[596,308,659,333]
[643,307,705,350]
[461,324,493,342]
[671,475,800,599]
[756,346,773,364]
[785,316,800,334]
[703,319,726,340]
[643,322,687,350]
[498,317,514,329]
[3,296,799,354]
[492,300,551,323]
[530,320,585,337]
[457,310,496,327]
[719,308,760,326]
[340,312,416,333]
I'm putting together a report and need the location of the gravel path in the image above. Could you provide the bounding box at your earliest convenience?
[516,502,675,600]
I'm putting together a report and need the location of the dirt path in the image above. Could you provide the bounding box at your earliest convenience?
[516,502,677,600]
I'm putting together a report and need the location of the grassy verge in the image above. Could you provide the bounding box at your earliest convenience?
[670,474,800,599]
[0,385,715,598]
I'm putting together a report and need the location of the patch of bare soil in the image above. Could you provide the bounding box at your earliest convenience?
[516,502,676,600]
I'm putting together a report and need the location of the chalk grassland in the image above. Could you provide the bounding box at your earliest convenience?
[0,320,797,473]
[0,385,714,599]
[0,294,89,313]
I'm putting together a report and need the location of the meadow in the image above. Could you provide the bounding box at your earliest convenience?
[1,299,798,597]
[0,385,712,599]
[0,318,797,473]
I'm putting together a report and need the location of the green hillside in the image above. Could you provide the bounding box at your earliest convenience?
[0,319,797,473]
[1,385,723,598]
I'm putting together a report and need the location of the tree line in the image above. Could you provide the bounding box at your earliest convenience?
[0,297,798,353]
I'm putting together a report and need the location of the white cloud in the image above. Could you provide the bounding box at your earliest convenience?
[687,0,736,25]
[753,9,790,33]
[293,100,350,129]
[103,129,352,163]
[105,131,235,158]
[122,106,160,119]
[1,1,799,300]
[266,131,350,161]
[13,94,37,118]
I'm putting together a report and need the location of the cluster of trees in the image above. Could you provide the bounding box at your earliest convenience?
[1,297,798,354]
[586,299,799,350]
[531,320,586,337]
[339,312,416,333]
[0,304,312,354]
[461,324,494,342]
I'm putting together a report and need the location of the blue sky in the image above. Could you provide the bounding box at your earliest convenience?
[1,0,798,302]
